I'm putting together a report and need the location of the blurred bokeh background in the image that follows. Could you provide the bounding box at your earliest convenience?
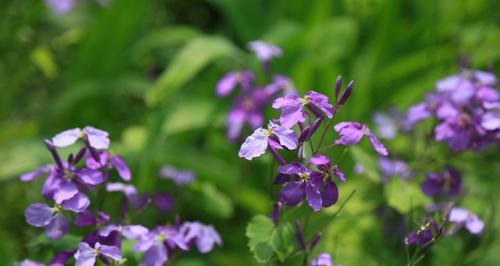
[1,0,499,265]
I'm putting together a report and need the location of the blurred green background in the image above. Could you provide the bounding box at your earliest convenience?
[1,0,500,265]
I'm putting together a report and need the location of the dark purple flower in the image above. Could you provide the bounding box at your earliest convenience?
[448,207,484,235]
[247,41,282,63]
[215,71,255,97]
[133,226,188,266]
[153,193,174,213]
[74,242,122,266]
[25,193,89,239]
[179,222,222,253]
[277,163,324,211]
[52,126,110,150]
[239,121,298,160]
[272,91,334,128]
[310,253,333,266]
[404,218,441,247]
[159,166,195,185]
[74,210,110,227]
[421,168,462,197]
[49,250,74,266]
[334,122,388,156]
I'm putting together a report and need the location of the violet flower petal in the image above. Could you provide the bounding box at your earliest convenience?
[25,203,55,227]
[238,128,269,160]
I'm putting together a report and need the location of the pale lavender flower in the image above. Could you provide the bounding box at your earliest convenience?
[448,207,484,235]
[180,222,222,253]
[74,242,121,266]
[239,121,298,160]
[16,260,44,266]
[45,0,76,14]
[215,71,254,97]
[86,152,131,181]
[133,226,188,266]
[248,40,282,63]
[52,126,110,150]
[159,166,195,185]
[310,253,333,266]
[379,157,412,181]
[99,224,149,239]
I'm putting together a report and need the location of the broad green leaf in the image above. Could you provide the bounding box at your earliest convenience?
[246,215,275,263]
[385,177,430,214]
[145,36,242,106]
[270,222,295,262]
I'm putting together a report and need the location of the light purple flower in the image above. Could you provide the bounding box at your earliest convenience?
[45,0,76,14]
[247,41,282,63]
[239,121,298,160]
[133,226,188,266]
[405,103,432,128]
[378,157,412,181]
[106,182,146,209]
[334,122,388,156]
[448,207,484,235]
[215,71,254,97]
[99,224,149,239]
[180,222,222,253]
[25,193,89,239]
[16,259,45,266]
[272,91,334,128]
[310,253,333,266]
[373,112,398,139]
[159,166,195,185]
[74,242,122,266]
[86,152,131,181]
[52,126,110,150]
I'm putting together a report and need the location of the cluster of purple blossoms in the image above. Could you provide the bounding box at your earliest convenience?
[404,69,499,151]
[239,75,388,213]
[216,41,293,140]
[19,126,221,265]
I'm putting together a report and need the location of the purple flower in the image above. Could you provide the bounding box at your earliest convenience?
[106,182,147,209]
[74,210,110,227]
[421,168,462,197]
[133,226,188,266]
[44,0,76,14]
[50,251,75,266]
[378,157,412,181]
[86,152,131,181]
[404,218,441,247]
[74,242,122,266]
[247,41,282,63]
[215,71,254,97]
[99,224,149,239]
[448,207,484,235]
[310,253,333,266]
[277,163,324,211]
[334,122,388,156]
[239,121,298,160]
[272,91,334,128]
[405,103,432,128]
[16,260,44,266]
[153,193,174,213]
[20,165,51,182]
[25,193,89,239]
[179,222,222,253]
[373,112,399,140]
[159,166,195,185]
[52,126,110,150]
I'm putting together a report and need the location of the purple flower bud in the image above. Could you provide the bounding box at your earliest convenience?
[309,234,321,250]
[294,221,307,251]
[338,80,354,106]
[334,76,343,100]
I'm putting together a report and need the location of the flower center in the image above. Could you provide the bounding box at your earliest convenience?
[52,204,63,213]
[264,129,273,137]
[64,169,74,180]
[157,232,167,242]
[300,96,310,105]
[299,172,309,183]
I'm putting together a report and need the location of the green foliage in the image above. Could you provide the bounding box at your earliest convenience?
[246,215,294,263]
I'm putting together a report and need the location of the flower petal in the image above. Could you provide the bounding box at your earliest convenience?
[99,244,122,261]
[52,128,82,147]
[83,126,110,150]
[61,193,90,213]
[279,182,305,206]
[110,155,131,181]
[238,128,269,160]
[306,182,322,211]
[74,242,96,266]
[321,179,339,207]
[25,203,55,227]
[45,214,69,239]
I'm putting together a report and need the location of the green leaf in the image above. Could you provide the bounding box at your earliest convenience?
[349,146,380,183]
[270,222,295,262]
[246,215,275,263]
[385,177,430,214]
[145,36,242,106]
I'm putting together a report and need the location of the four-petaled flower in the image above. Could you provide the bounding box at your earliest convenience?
[74,242,122,266]
[420,168,462,197]
[448,207,484,235]
[179,221,223,253]
[272,91,334,128]
[239,121,298,160]
[334,122,388,156]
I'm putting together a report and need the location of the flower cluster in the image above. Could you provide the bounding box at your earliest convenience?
[19,126,221,265]
[216,41,293,140]
[404,69,499,151]
[239,76,388,212]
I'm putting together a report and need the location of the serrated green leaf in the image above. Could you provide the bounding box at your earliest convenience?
[145,36,242,106]
[246,215,275,263]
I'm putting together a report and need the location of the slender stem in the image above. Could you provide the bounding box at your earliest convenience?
[313,108,339,154]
